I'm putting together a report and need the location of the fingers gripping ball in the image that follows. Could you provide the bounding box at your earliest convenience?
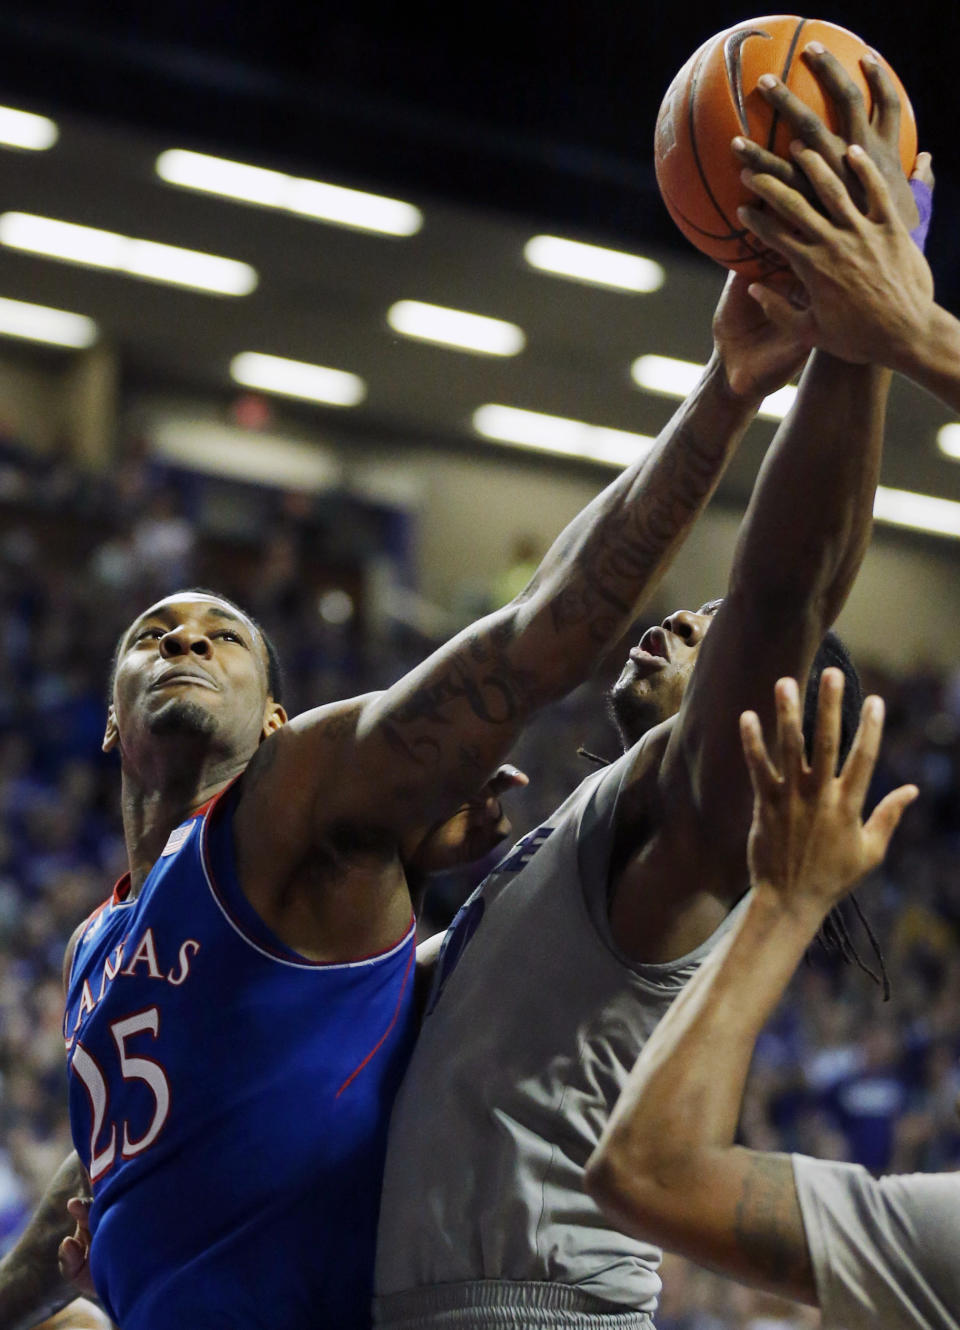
[654,15,917,278]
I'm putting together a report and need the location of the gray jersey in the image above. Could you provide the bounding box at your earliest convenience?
[375,749,746,1328]
[793,1155,960,1330]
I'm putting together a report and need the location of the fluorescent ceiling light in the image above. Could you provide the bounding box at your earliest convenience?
[387,301,525,356]
[156,149,423,238]
[936,424,960,460]
[873,485,960,539]
[0,106,58,151]
[152,418,341,492]
[0,213,256,296]
[473,404,653,468]
[631,354,796,421]
[0,296,96,348]
[524,236,664,293]
[230,352,366,407]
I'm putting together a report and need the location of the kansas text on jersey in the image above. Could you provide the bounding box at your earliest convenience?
[63,781,417,1330]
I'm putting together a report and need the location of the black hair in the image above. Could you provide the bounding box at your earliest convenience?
[107,588,284,704]
[802,630,890,999]
[802,630,863,770]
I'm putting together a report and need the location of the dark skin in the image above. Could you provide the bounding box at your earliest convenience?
[597,49,914,972]
[588,673,917,1305]
[2,49,914,1328]
[4,239,813,1323]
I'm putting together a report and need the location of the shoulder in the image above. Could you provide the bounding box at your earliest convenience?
[62,907,105,994]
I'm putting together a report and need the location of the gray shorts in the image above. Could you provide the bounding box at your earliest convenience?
[374,1281,657,1329]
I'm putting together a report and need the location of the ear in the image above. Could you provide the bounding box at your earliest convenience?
[261,700,287,741]
[102,705,119,754]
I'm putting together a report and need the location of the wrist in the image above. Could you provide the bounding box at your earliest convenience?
[892,301,960,381]
[748,881,832,938]
[702,349,765,414]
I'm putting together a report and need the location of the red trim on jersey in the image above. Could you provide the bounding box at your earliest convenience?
[108,787,227,907]
[335,934,416,1099]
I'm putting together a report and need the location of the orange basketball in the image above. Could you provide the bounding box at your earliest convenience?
[653,16,917,279]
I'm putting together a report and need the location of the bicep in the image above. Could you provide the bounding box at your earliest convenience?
[351,607,548,831]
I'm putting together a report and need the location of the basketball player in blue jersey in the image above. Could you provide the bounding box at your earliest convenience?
[0,241,819,1326]
[372,54,929,1330]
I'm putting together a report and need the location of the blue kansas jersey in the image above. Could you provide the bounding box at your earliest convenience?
[63,782,417,1330]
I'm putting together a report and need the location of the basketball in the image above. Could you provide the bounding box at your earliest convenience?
[653,16,917,278]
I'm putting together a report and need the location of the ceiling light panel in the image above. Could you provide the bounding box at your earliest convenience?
[0,213,256,295]
[0,106,59,151]
[631,354,796,420]
[873,486,960,539]
[0,296,96,348]
[936,424,960,460]
[387,301,525,356]
[230,352,366,407]
[473,404,653,468]
[156,149,423,237]
[524,236,664,293]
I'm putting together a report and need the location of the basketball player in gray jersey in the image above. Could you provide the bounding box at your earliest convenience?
[588,671,955,1330]
[374,53,924,1330]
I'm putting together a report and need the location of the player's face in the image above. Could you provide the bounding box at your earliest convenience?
[608,600,721,747]
[104,593,284,762]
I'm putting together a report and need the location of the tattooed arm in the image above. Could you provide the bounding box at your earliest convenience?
[0,1153,92,1330]
[235,273,810,882]
[586,673,916,1304]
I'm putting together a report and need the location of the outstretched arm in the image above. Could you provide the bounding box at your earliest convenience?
[586,671,917,1303]
[238,300,808,872]
[646,54,909,908]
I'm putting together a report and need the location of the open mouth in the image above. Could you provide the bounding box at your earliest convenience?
[631,627,669,663]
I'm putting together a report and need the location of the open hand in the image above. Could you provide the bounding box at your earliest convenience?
[737,145,934,368]
[739,669,917,916]
[733,43,918,228]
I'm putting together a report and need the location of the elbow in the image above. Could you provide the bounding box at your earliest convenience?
[585,1134,670,1245]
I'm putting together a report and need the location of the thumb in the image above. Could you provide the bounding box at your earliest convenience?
[746,281,815,342]
[863,783,919,860]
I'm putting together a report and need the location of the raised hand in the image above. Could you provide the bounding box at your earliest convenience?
[734,43,918,227]
[711,268,811,402]
[739,669,917,916]
[737,145,934,368]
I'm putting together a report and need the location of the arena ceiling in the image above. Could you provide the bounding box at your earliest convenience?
[0,0,957,524]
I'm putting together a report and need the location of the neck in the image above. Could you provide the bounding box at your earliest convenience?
[119,751,249,894]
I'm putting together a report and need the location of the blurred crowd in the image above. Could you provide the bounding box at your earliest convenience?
[1,435,959,1329]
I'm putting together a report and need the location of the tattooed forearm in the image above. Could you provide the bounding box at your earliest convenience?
[731,1153,813,1289]
[0,1152,87,1329]
[542,395,750,644]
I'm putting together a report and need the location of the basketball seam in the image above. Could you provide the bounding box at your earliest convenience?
[687,33,768,263]
[765,17,810,151]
